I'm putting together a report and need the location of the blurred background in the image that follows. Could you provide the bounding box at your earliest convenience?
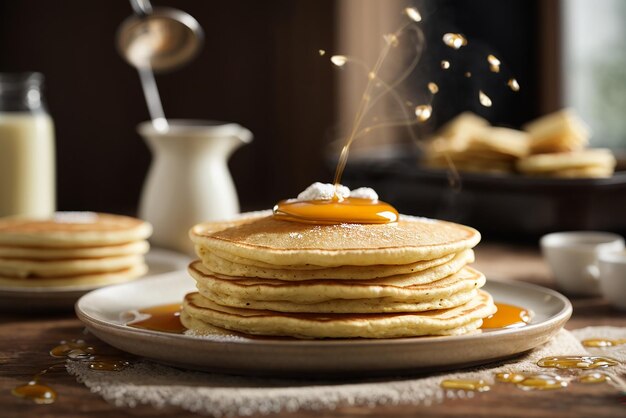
[1,0,624,237]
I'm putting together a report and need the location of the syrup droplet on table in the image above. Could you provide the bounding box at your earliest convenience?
[576,372,611,384]
[12,337,136,405]
[273,197,399,225]
[537,356,619,370]
[578,372,609,384]
[88,357,131,372]
[496,371,569,391]
[495,372,525,383]
[128,303,186,334]
[582,338,626,348]
[440,379,490,392]
[481,303,531,329]
[515,374,568,391]
[50,340,95,358]
[11,380,57,404]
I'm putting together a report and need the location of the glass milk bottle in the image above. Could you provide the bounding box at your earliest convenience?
[0,73,55,217]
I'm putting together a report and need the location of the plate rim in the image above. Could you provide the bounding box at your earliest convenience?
[75,274,573,348]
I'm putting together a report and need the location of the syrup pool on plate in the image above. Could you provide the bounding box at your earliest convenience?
[481,303,531,329]
[128,303,186,334]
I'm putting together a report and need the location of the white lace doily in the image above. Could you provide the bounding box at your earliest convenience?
[67,327,626,417]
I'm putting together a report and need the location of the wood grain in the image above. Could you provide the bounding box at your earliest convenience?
[1,243,625,418]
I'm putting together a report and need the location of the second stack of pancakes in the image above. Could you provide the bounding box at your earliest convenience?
[0,212,152,288]
[183,211,496,339]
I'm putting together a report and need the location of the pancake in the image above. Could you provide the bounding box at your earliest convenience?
[0,254,144,278]
[0,212,152,248]
[180,309,484,338]
[198,286,479,314]
[189,252,480,304]
[0,240,149,260]
[191,214,480,267]
[542,166,615,178]
[466,127,530,158]
[517,149,616,173]
[198,247,464,280]
[438,112,490,139]
[181,290,496,339]
[524,109,590,154]
[0,263,147,288]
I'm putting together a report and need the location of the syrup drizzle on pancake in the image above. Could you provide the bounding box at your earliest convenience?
[273,197,399,225]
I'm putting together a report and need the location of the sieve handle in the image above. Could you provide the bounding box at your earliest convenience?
[130,0,153,17]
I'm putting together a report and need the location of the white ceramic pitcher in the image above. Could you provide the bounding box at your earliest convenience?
[138,120,252,254]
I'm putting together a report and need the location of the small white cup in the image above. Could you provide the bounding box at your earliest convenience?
[598,251,626,310]
[540,231,625,296]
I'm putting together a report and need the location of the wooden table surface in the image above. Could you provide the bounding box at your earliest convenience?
[1,243,625,418]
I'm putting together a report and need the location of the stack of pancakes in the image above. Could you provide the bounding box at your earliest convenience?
[182,211,496,339]
[426,112,530,174]
[0,212,152,288]
[426,109,616,178]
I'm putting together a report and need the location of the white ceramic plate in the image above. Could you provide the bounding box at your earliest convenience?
[0,248,191,312]
[76,271,572,377]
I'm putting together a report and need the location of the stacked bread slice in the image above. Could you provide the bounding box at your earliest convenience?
[0,212,152,288]
[182,211,496,339]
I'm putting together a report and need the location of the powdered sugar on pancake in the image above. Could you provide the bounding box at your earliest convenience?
[295,183,379,201]
[349,187,378,200]
[297,183,350,201]
[53,211,99,224]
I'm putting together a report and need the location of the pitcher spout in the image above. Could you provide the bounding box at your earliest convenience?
[226,125,253,156]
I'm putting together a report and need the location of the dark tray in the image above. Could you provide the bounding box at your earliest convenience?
[341,158,626,240]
